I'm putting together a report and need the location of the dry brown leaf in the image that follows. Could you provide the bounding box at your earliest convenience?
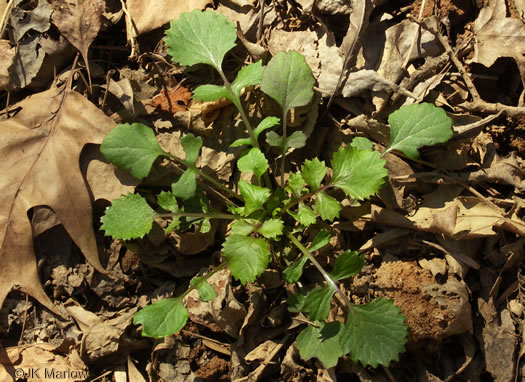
[81,145,138,203]
[9,0,53,42]
[150,86,192,114]
[0,40,14,90]
[126,0,212,35]
[472,0,525,80]
[184,268,247,338]
[0,87,115,314]
[51,0,105,82]
[371,187,525,239]
[0,341,88,382]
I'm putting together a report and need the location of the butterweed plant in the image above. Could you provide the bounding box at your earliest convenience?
[100,10,454,368]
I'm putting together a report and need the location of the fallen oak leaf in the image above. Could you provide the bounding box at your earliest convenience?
[0,86,115,314]
[51,0,105,84]
[150,86,192,114]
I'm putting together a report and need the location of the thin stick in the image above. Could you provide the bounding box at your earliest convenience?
[408,14,481,102]
[401,0,427,70]
[257,0,265,42]
[0,0,14,38]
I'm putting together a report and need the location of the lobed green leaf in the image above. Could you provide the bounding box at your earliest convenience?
[302,285,335,321]
[133,298,188,338]
[287,131,307,149]
[340,298,408,368]
[315,192,341,221]
[329,250,364,281]
[222,234,271,285]
[258,218,284,239]
[237,148,268,178]
[302,158,326,191]
[101,123,169,180]
[165,9,236,70]
[283,256,308,283]
[331,146,387,201]
[260,50,315,114]
[101,193,156,240]
[296,322,344,368]
[190,277,217,302]
[193,84,229,102]
[238,180,271,215]
[287,172,305,198]
[171,169,197,200]
[387,103,453,159]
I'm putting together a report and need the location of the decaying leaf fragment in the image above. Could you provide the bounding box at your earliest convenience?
[0,87,115,314]
[125,0,212,35]
[0,40,15,89]
[51,0,105,81]
[472,0,525,81]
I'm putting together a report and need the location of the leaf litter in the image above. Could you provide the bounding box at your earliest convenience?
[0,0,524,381]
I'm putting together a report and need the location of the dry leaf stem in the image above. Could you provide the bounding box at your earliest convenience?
[408,15,481,103]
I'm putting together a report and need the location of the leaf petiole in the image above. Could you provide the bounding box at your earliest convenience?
[287,232,353,310]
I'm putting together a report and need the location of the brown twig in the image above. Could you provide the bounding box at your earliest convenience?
[407,14,481,103]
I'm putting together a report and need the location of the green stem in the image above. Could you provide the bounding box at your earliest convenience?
[178,262,229,300]
[169,154,240,200]
[216,67,273,190]
[287,232,353,310]
[216,67,259,149]
[157,211,240,220]
[281,184,331,216]
[280,109,288,187]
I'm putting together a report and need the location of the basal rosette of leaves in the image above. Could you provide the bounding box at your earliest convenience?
[99,10,453,369]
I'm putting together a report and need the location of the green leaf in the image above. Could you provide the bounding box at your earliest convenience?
[266,131,283,147]
[101,123,169,180]
[295,202,317,226]
[287,172,305,197]
[171,169,197,200]
[238,180,271,215]
[287,290,306,312]
[331,146,387,201]
[101,193,156,240]
[193,84,229,102]
[351,137,373,151]
[340,298,408,368]
[237,148,268,178]
[258,218,283,239]
[181,133,202,165]
[133,298,188,338]
[231,60,263,99]
[329,250,364,281]
[315,192,341,221]
[296,322,344,368]
[254,116,280,140]
[309,229,332,252]
[287,131,307,149]
[302,285,335,321]
[165,9,236,70]
[230,219,255,236]
[190,277,217,301]
[302,158,326,191]
[222,235,270,285]
[157,191,179,212]
[230,116,280,148]
[260,51,315,114]
[157,191,180,233]
[387,103,453,159]
[283,256,308,283]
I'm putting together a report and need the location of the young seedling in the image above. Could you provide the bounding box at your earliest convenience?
[100,9,453,369]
